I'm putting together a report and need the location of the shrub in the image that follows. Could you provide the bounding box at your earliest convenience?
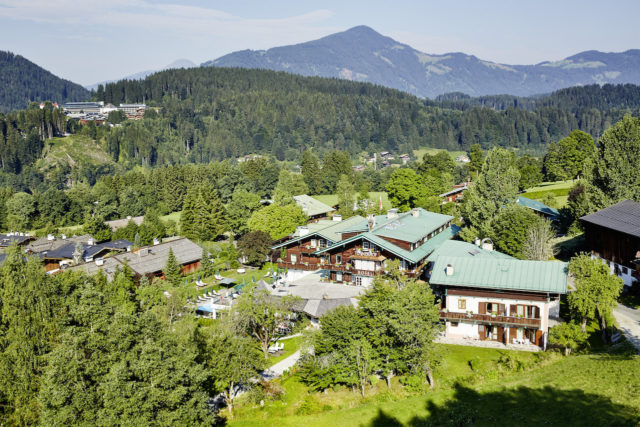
[399,374,425,392]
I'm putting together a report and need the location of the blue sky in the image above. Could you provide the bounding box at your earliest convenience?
[1,0,638,86]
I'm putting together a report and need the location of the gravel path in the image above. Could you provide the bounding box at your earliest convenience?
[613,303,640,353]
[260,350,302,380]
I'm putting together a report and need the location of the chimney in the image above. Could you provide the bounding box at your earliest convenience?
[332,214,342,222]
[126,215,132,220]
[296,226,309,237]
[61,234,67,240]
[367,214,376,231]
[153,238,160,245]
[445,264,454,276]
[474,238,481,246]
[481,238,493,251]
[87,238,94,246]
[411,208,419,218]
[47,234,55,241]
[387,208,398,219]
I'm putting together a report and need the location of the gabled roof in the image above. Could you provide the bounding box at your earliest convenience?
[114,238,202,276]
[426,240,514,262]
[0,234,35,246]
[344,208,453,243]
[271,216,364,250]
[293,194,335,217]
[44,239,133,260]
[517,196,560,218]
[430,256,568,294]
[580,199,640,238]
[315,225,460,264]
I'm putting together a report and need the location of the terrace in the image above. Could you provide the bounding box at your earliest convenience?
[440,311,542,328]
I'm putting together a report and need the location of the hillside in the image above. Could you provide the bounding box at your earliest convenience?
[86,58,197,90]
[0,51,90,113]
[36,134,116,184]
[96,68,640,165]
[204,26,640,98]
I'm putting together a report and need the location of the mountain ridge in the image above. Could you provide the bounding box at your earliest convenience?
[85,58,197,90]
[203,26,640,98]
[0,51,90,113]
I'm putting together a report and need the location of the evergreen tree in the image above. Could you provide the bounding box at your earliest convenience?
[301,150,322,194]
[163,248,182,287]
[336,174,356,217]
[462,147,520,235]
[180,185,226,241]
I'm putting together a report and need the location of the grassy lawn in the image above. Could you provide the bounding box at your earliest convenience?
[269,336,305,366]
[230,350,640,426]
[160,211,182,223]
[313,192,392,210]
[523,180,575,209]
[413,147,467,161]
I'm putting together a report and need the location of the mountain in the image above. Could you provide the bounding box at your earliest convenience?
[0,51,90,113]
[203,25,640,98]
[86,59,196,90]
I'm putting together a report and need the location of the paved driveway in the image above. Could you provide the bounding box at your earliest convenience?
[613,303,640,353]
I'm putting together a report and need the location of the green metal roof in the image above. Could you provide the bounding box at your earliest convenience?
[430,256,568,294]
[517,196,560,218]
[426,240,514,262]
[342,208,453,243]
[271,215,364,250]
[293,194,335,217]
[315,224,460,264]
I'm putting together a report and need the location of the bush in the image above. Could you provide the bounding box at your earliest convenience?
[399,374,425,392]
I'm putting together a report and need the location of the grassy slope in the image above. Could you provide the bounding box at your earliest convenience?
[313,192,392,210]
[36,134,114,173]
[413,148,467,161]
[231,352,640,426]
[523,180,575,209]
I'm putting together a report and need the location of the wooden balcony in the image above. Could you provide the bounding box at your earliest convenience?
[277,261,320,271]
[440,311,541,328]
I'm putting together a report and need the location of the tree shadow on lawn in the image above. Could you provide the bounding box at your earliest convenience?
[367,383,639,427]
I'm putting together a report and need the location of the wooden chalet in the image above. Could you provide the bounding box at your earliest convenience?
[40,238,133,272]
[312,208,459,286]
[580,199,640,286]
[293,194,335,221]
[67,237,203,281]
[271,216,365,281]
[428,240,568,348]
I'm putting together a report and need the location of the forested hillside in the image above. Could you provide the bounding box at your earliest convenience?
[96,68,640,163]
[0,51,90,113]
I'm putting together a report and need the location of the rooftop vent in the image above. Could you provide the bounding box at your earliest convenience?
[367,214,376,231]
[481,238,493,252]
[411,208,419,218]
[445,264,454,276]
[47,234,55,241]
[296,226,309,237]
[153,238,160,245]
[387,208,398,219]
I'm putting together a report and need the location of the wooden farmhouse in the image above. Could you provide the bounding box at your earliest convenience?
[428,240,568,348]
[580,199,640,286]
[273,208,459,287]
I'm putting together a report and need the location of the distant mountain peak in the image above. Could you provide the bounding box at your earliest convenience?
[203,26,640,98]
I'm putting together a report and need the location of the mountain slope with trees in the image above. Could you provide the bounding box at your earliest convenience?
[203,26,640,98]
[0,51,90,113]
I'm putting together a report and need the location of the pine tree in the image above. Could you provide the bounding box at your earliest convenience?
[164,248,182,286]
[200,248,214,277]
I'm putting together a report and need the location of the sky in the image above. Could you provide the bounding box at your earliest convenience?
[1,0,639,86]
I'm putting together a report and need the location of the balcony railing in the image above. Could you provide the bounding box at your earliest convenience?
[277,261,320,271]
[440,311,541,328]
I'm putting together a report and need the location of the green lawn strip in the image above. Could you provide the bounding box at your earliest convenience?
[413,148,467,161]
[268,336,304,366]
[312,192,392,210]
[230,353,640,426]
[524,180,576,193]
[160,211,182,223]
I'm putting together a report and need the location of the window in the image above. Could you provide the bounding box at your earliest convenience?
[319,239,325,249]
[458,299,466,310]
[450,322,459,327]
[517,305,525,317]
[622,266,629,275]
[290,254,297,263]
[310,239,317,248]
[362,241,369,250]
[336,254,342,264]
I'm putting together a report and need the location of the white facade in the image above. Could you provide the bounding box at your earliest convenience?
[444,293,552,344]
[591,254,636,287]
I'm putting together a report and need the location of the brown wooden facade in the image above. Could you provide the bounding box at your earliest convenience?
[582,221,640,275]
